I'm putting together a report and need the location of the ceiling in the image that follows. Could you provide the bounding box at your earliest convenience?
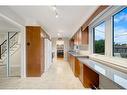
[0,16,19,33]
[5,6,98,38]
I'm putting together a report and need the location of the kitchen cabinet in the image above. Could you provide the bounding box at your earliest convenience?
[68,53,73,70]
[69,39,74,50]
[71,55,76,74]
[83,64,99,89]
[79,62,84,84]
[81,26,89,44]
[70,26,88,48]
[68,53,77,76]
[71,57,99,89]
[74,33,78,45]
[78,29,82,45]
[68,54,99,89]
[26,26,45,77]
[75,58,80,77]
[73,29,82,45]
[69,26,89,49]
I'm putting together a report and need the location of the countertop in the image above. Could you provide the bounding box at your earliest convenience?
[68,51,89,58]
[78,57,127,89]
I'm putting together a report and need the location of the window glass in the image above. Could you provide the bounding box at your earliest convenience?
[113,8,127,58]
[93,22,105,55]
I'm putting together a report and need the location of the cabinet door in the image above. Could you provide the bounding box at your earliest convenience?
[26,26,42,77]
[83,64,99,88]
[78,30,82,45]
[72,56,75,73]
[79,63,84,84]
[75,58,80,77]
[82,26,89,44]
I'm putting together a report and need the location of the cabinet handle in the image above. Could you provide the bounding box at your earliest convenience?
[27,42,30,46]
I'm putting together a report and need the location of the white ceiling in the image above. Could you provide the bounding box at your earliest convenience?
[6,6,98,38]
[0,16,19,33]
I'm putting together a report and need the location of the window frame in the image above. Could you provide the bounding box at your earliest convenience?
[112,7,127,57]
[89,6,127,59]
[93,21,106,55]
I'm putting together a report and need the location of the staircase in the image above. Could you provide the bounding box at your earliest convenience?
[0,32,20,77]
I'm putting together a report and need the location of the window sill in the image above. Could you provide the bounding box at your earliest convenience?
[89,54,127,73]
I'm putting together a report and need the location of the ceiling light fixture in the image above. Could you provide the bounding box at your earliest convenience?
[52,5,59,18]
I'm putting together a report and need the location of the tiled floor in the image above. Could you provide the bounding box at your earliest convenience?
[0,59,84,89]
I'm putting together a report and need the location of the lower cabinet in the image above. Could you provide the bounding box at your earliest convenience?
[71,56,75,74]
[83,64,99,89]
[68,55,99,89]
[75,58,80,77]
[68,56,123,89]
[76,59,99,89]
[79,62,84,84]
[68,53,76,75]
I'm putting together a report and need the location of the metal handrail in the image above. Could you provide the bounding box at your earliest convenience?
[0,32,18,59]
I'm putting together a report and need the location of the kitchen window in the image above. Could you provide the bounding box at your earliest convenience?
[113,7,127,58]
[93,22,105,55]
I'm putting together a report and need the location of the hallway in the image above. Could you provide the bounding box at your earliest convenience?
[0,59,84,89]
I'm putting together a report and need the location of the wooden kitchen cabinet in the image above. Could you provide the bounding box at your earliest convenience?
[75,58,80,77]
[69,39,74,50]
[78,29,82,45]
[26,26,45,77]
[68,54,77,76]
[79,62,84,84]
[73,29,82,46]
[74,33,78,45]
[71,55,76,74]
[71,26,88,47]
[76,60,99,89]
[83,64,99,89]
[82,26,89,44]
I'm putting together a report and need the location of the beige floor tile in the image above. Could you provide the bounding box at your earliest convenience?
[0,59,84,89]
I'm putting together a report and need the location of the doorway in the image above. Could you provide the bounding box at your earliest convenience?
[56,40,64,60]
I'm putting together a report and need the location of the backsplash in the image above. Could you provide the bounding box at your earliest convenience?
[74,44,88,51]
[79,44,88,50]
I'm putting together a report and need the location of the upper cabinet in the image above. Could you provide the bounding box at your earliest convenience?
[81,26,89,45]
[74,32,78,45]
[71,26,89,47]
[69,38,74,50]
[73,29,81,45]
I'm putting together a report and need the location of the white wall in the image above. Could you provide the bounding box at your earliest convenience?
[52,37,69,61]
[0,9,26,78]
[10,46,21,67]
[44,39,52,72]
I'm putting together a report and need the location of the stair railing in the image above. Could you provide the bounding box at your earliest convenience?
[0,32,18,60]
